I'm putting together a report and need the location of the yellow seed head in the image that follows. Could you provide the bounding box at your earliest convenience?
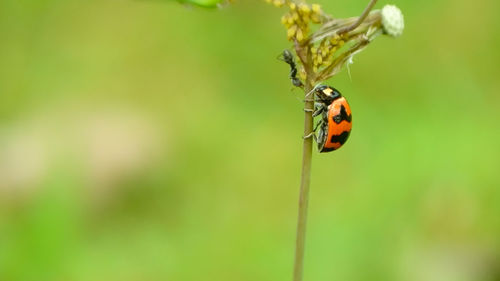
[296,28,304,41]
[287,25,298,39]
[311,4,321,14]
[289,2,296,10]
[302,14,310,24]
[281,15,288,25]
[311,13,321,23]
[299,69,306,80]
[273,0,283,7]
[298,3,310,14]
[321,48,328,57]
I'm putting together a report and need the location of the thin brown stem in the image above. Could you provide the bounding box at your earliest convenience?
[316,38,370,81]
[337,0,378,35]
[292,81,314,281]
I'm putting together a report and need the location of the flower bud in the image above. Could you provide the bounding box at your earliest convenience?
[381,5,404,37]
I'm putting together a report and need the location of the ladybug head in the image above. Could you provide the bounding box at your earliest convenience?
[315,85,342,103]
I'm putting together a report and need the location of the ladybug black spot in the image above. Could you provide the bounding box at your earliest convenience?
[330,131,351,145]
[321,147,336,152]
[332,104,352,124]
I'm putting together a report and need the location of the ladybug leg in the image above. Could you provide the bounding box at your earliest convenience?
[303,119,323,141]
[316,126,325,151]
[304,83,323,99]
[305,100,325,114]
[316,119,332,152]
[303,132,317,143]
[312,103,326,117]
[313,120,322,132]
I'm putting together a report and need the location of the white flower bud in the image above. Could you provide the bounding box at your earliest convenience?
[381,5,404,37]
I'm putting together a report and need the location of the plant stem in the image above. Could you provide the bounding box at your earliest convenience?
[337,0,378,34]
[293,81,314,281]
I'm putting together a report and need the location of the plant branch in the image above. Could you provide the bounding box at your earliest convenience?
[337,0,378,35]
[316,37,370,81]
[309,12,381,44]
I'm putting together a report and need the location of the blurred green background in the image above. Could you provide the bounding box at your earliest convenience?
[1,0,499,280]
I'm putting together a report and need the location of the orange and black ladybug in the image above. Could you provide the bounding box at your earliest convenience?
[311,85,352,152]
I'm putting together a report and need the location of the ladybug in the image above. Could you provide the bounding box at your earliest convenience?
[311,85,352,152]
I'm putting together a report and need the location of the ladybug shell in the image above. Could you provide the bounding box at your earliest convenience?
[319,97,352,152]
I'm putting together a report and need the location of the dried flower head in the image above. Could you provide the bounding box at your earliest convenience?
[267,0,405,84]
[381,4,404,37]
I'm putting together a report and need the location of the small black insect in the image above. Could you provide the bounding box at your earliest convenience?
[280,49,303,87]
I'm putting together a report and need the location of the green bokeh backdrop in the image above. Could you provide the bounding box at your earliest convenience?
[1,0,499,280]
